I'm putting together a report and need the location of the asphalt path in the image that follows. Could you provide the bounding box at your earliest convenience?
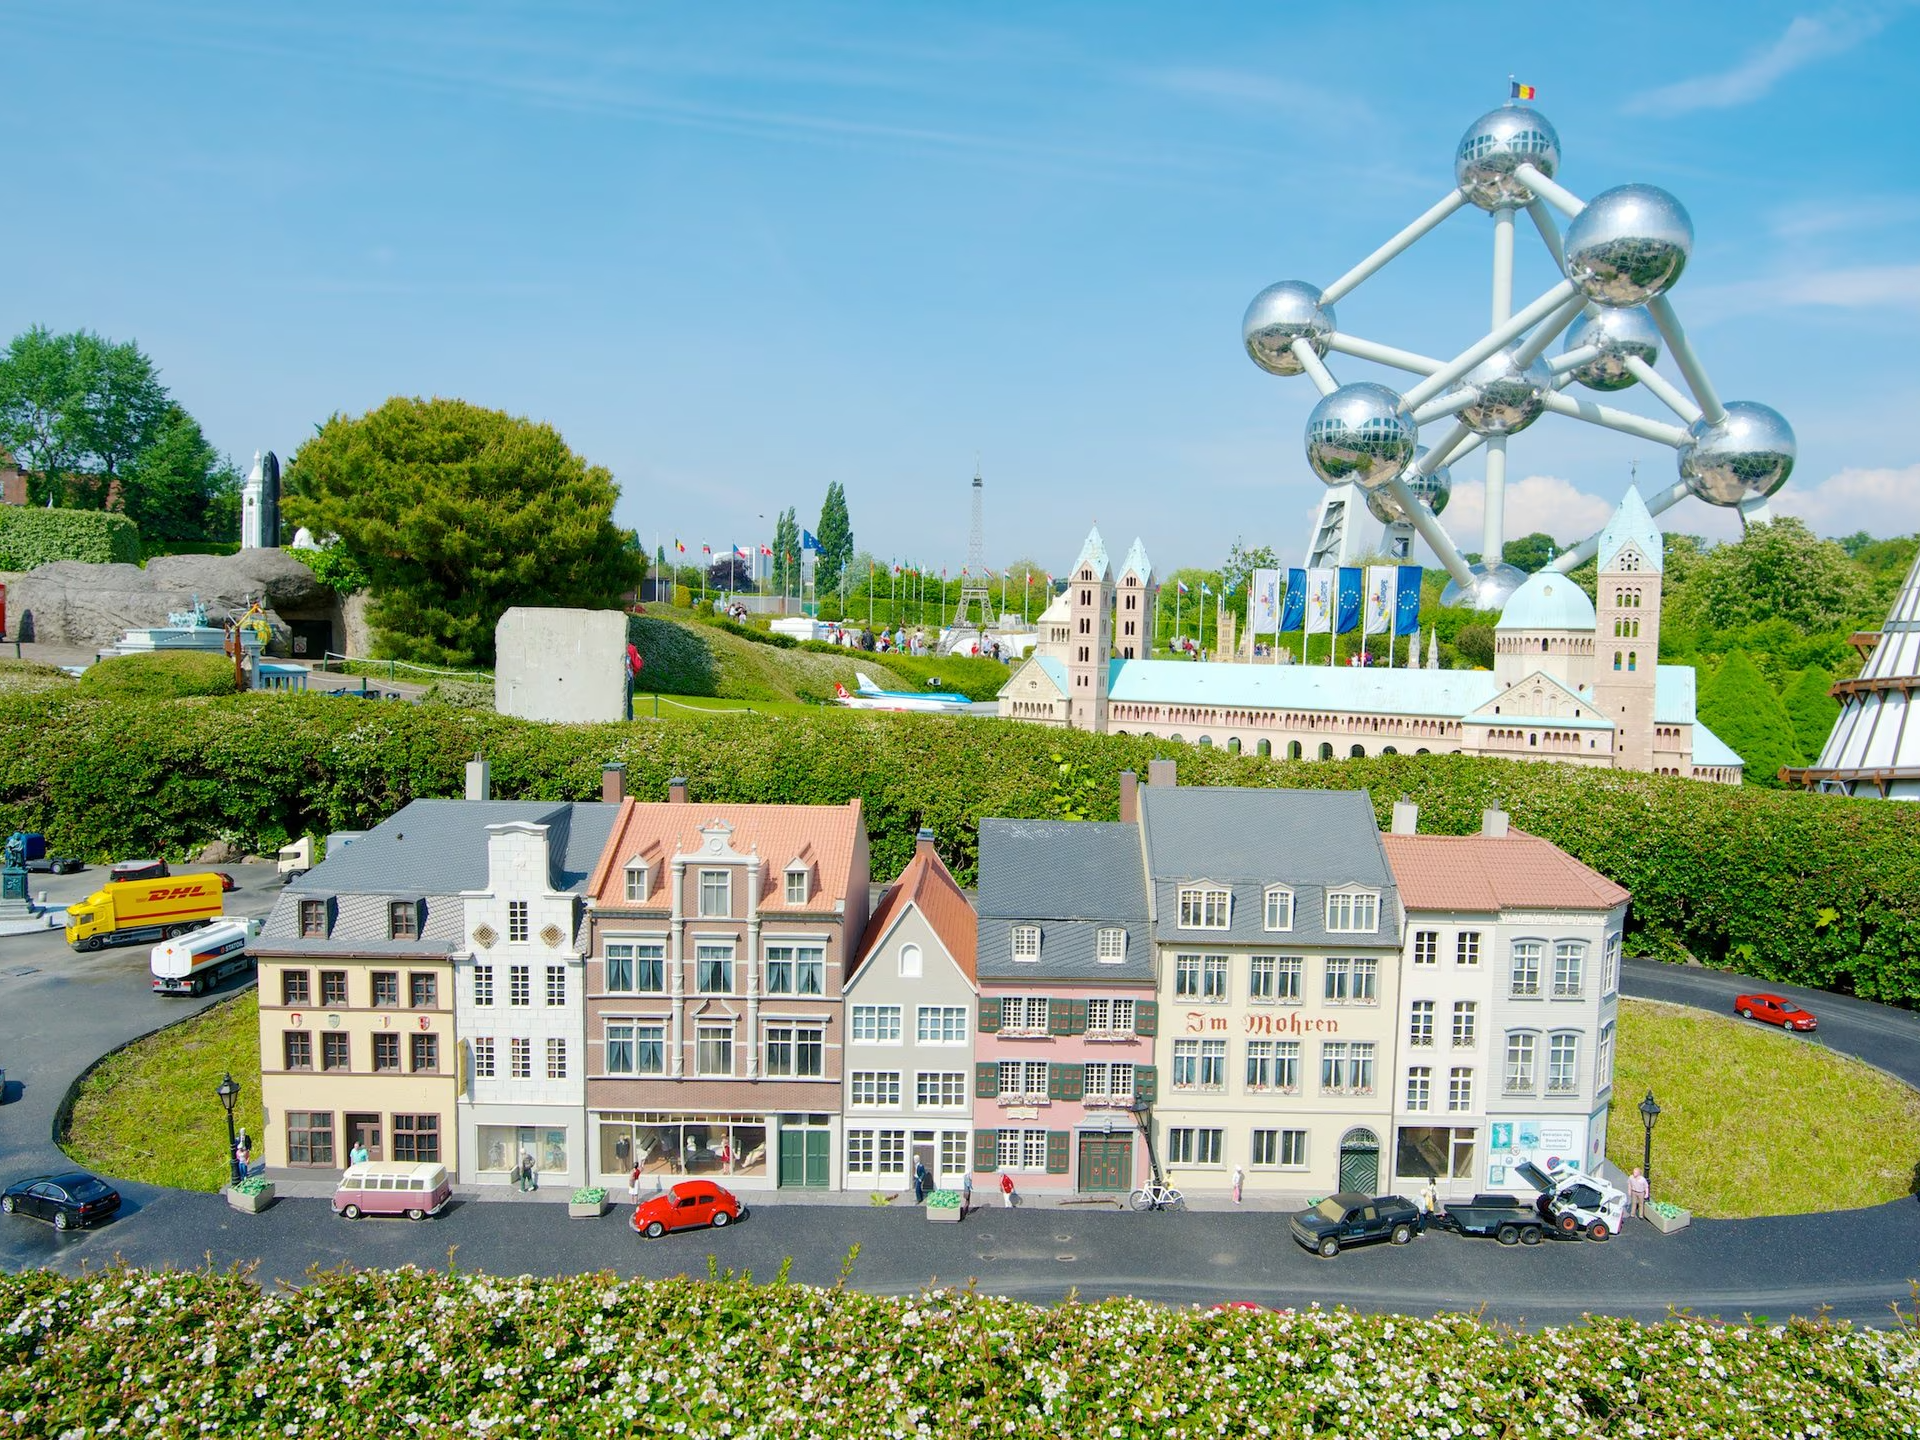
[5,902,1919,1327]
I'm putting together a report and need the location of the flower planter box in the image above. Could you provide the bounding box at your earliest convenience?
[1647,1205,1691,1235]
[225,1183,274,1214]
[568,1199,609,1219]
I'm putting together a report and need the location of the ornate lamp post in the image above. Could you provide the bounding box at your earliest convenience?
[1638,1088,1661,1188]
[216,1071,243,1186]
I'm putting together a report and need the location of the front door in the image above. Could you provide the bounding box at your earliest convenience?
[804,1129,830,1187]
[911,1132,937,1189]
[1077,1135,1132,1192]
[1339,1127,1380,1194]
[346,1112,383,1162]
[777,1117,832,1188]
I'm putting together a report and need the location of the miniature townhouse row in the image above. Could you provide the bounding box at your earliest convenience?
[253,760,1626,1202]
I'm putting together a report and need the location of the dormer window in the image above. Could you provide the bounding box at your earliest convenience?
[1263,886,1294,932]
[1177,885,1231,930]
[388,901,418,940]
[1325,887,1380,934]
[1096,928,1126,963]
[1011,925,1041,961]
[784,864,810,906]
[624,861,649,903]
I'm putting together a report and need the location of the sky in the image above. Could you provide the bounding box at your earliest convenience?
[8,1,1920,578]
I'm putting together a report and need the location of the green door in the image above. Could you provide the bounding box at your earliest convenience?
[804,1129,830,1188]
[778,1123,832,1189]
[1078,1136,1131,1192]
[778,1131,805,1187]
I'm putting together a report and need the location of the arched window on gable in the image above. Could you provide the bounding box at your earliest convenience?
[1627,651,1637,672]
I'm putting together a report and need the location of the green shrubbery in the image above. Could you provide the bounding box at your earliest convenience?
[0,506,141,569]
[3,1267,1917,1438]
[1,692,1917,998]
[74,652,237,699]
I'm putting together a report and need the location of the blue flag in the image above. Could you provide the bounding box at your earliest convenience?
[1280,568,1306,631]
[1336,567,1363,634]
[802,529,821,552]
[1394,565,1423,636]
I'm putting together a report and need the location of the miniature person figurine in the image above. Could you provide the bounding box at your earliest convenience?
[520,1150,538,1193]
[1420,1177,1439,1217]
[1231,1164,1244,1205]
[720,1136,733,1174]
[961,1172,973,1216]
[627,1164,642,1206]
[999,1171,1015,1208]
[1628,1167,1650,1220]
[349,1140,370,1168]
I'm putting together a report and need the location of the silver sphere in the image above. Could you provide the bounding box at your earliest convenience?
[1366,449,1453,523]
[1304,383,1417,490]
[1563,184,1693,306]
[1243,281,1335,377]
[1562,305,1661,391]
[1678,401,1796,506]
[1454,106,1561,212]
[1440,561,1530,612]
[1457,349,1553,436]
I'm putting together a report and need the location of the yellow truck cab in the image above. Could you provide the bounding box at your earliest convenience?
[65,873,225,952]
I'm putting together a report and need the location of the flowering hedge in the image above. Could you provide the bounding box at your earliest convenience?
[3,1267,1919,1438]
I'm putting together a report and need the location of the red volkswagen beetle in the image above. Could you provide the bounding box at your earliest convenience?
[1734,993,1817,1032]
[630,1180,743,1238]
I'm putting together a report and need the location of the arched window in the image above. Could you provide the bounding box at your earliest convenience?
[1627,651,1637,672]
[1350,743,1366,758]
[1541,637,1549,651]
[1529,733,1537,747]
[1257,739,1272,758]
[1613,652,1622,671]
[1169,733,1182,743]
[1381,745,1397,755]
[1318,742,1334,761]
[1288,740,1302,760]
[1197,735,1213,748]
[1226,736,1241,754]
[1416,747,1430,755]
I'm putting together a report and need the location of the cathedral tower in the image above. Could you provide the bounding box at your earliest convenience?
[1590,486,1664,772]
[1115,537,1156,660]
[1066,526,1114,731]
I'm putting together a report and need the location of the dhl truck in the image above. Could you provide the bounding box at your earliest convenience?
[65,873,225,952]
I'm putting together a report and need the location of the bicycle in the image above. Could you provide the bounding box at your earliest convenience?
[1128,1180,1185,1212]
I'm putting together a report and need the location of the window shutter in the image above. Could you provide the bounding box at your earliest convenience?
[1048,998,1072,1035]
[978,997,1002,1034]
[1134,1000,1158,1037]
[1133,1064,1157,1104]
[1046,1130,1070,1174]
[1061,1063,1085,1101]
[974,1129,999,1172]
[1068,999,1088,1035]
[1047,1062,1066,1101]
[975,1062,1000,1099]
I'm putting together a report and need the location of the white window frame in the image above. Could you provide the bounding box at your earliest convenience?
[1263,886,1294,932]
[784,865,810,906]
[1177,885,1231,930]
[1251,1128,1308,1169]
[1456,931,1482,967]
[1597,1020,1615,1089]
[850,1004,902,1044]
[1412,930,1439,966]
[1275,956,1303,1003]
[1405,1066,1432,1112]
[1603,934,1621,996]
[1504,1032,1537,1094]
[698,869,732,918]
[1447,1067,1473,1113]
[695,1024,734,1077]
[850,1071,901,1107]
[898,943,922,979]
[1548,1032,1580,1093]
[763,942,826,997]
[623,861,649,903]
[1451,1001,1478,1048]
[914,1072,967,1110]
[1324,887,1379,934]
[1095,928,1127,963]
[1010,925,1041,961]
[1553,942,1586,998]
[1511,941,1544,999]
[1408,999,1435,1048]
[916,1005,967,1045]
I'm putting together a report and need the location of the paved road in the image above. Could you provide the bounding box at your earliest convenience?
[5,923,1918,1326]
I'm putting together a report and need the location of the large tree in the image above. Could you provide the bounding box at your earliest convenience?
[771,506,801,597]
[1781,665,1841,763]
[283,397,643,666]
[1671,518,1871,635]
[1698,649,1800,786]
[117,405,242,544]
[814,481,853,597]
[0,326,170,508]
[1502,532,1559,573]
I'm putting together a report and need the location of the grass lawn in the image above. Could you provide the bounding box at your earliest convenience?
[64,991,264,1192]
[1606,997,1920,1218]
[636,691,826,720]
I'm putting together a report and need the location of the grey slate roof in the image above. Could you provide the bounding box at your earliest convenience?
[975,819,1153,981]
[1137,786,1402,948]
[258,799,620,951]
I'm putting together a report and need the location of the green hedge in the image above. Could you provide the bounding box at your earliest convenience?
[0,506,140,569]
[3,1268,1917,1438]
[1,692,1917,999]
[75,651,238,699]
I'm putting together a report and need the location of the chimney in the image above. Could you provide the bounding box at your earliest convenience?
[1147,758,1177,789]
[1391,796,1418,835]
[915,827,937,860]
[601,762,626,804]
[669,776,688,804]
[1118,770,1139,824]
[1481,806,1510,839]
[465,753,490,802]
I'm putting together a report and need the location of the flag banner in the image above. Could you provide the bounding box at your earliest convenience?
[674,538,686,554]
[1251,568,1282,635]
[802,529,820,551]
[1305,568,1335,634]
[1364,566,1396,635]
[1280,568,1306,632]
[734,544,751,559]
[1201,582,1213,597]
[1511,80,1536,100]
[1395,564,1424,636]
[1177,580,1190,596]
[760,544,773,556]
[1336,567,1363,634]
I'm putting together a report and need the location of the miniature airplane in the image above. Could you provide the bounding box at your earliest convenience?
[832,672,975,713]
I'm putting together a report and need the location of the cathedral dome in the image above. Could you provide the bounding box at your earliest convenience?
[1494,571,1597,632]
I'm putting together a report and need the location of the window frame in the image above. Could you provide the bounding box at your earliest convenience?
[387,901,418,941]
[1510,940,1544,999]
[1263,885,1294,932]
[1010,925,1041,961]
[1095,928,1127,963]
[1177,885,1231,931]
[623,860,649,903]
[1324,887,1380,934]
[698,869,732,918]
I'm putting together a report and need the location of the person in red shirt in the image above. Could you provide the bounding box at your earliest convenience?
[999,1171,1015,1208]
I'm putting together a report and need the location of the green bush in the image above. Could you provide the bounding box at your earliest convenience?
[1699,649,1800,785]
[1782,665,1841,762]
[0,506,140,569]
[671,584,690,610]
[2,1267,1917,1438]
[75,652,237,699]
[0,694,1917,999]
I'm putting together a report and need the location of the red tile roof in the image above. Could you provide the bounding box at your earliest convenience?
[586,798,866,912]
[1382,829,1629,914]
[853,842,978,985]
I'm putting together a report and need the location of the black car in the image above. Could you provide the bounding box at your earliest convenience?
[2,1172,121,1230]
[1288,1191,1422,1258]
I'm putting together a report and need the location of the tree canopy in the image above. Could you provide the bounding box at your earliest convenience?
[282,397,642,666]
[814,482,853,597]
[1698,649,1800,786]
[1502,532,1559,573]
[1670,518,1870,634]
[1781,665,1841,764]
[118,405,242,544]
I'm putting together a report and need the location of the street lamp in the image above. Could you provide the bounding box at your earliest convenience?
[1638,1088,1661,1188]
[216,1071,242,1186]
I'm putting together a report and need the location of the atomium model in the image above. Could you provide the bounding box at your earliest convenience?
[1241,102,1794,610]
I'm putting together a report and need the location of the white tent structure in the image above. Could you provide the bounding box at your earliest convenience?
[1789,547,1920,799]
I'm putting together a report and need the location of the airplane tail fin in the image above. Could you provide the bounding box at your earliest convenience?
[833,682,850,700]
[855,671,882,694]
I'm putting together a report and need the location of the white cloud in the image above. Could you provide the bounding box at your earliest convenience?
[1437,473,1618,556]
[1625,4,1910,116]
[1772,462,1920,536]
[1685,263,1920,323]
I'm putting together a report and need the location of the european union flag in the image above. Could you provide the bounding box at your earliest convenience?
[802,529,821,551]
[1394,564,1423,636]
[1279,568,1306,631]
[1335,567,1363,634]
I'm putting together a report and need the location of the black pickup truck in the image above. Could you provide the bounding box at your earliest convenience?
[1432,1193,1546,1245]
[1288,1192,1424,1258]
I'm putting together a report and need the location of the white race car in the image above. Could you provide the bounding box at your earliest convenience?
[1513,1158,1626,1242]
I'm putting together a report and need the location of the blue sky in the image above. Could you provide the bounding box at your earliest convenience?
[8,2,1920,576]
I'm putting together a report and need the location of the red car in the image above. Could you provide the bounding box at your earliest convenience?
[630,1180,742,1238]
[1734,993,1817,1032]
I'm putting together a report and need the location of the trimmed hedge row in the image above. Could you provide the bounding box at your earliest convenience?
[76,651,238,698]
[3,1267,1918,1439]
[1,692,1916,1000]
[0,505,141,569]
